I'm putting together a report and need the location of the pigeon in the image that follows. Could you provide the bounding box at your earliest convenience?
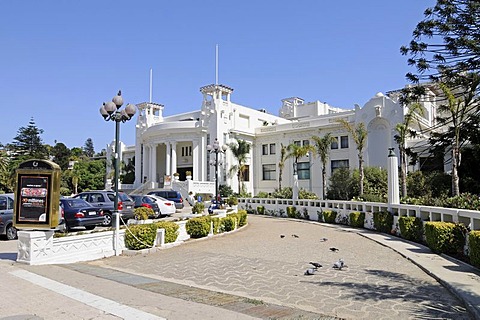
[304,268,317,275]
[292,234,299,238]
[333,259,345,270]
[329,247,339,252]
[319,238,328,242]
[280,234,285,238]
[309,262,323,269]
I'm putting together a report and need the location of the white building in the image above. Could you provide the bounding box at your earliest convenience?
[110,83,439,198]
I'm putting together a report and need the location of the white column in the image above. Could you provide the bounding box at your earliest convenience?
[134,141,142,187]
[387,148,400,205]
[166,143,171,176]
[151,144,157,187]
[142,144,149,183]
[192,140,199,180]
[171,142,177,175]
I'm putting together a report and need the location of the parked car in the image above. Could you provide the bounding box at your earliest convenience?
[147,195,176,217]
[73,190,135,226]
[147,189,184,210]
[208,200,222,214]
[0,193,16,240]
[60,198,104,231]
[130,195,160,218]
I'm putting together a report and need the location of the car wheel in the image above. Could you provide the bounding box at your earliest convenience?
[102,213,112,227]
[154,211,161,219]
[6,224,17,240]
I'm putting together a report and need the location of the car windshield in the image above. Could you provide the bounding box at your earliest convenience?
[152,196,168,201]
[62,198,91,208]
[119,193,133,201]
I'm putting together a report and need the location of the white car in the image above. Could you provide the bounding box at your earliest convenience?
[147,195,176,217]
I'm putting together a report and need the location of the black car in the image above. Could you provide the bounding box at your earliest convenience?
[73,190,135,226]
[60,198,105,231]
[130,195,161,218]
[147,189,184,210]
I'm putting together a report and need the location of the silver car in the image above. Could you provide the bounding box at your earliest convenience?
[0,193,16,240]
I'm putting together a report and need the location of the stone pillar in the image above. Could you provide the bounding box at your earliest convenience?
[142,144,149,183]
[387,148,400,205]
[192,140,199,180]
[171,142,177,175]
[150,144,157,187]
[134,142,142,187]
[166,143,171,176]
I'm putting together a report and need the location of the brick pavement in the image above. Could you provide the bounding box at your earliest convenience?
[87,215,470,319]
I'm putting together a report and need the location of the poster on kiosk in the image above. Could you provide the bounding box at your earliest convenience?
[14,159,61,230]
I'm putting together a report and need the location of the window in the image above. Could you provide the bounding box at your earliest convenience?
[297,162,310,180]
[181,146,192,157]
[294,140,301,146]
[241,165,250,182]
[331,138,338,149]
[262,164,276,180]
[303,140,310,146]
[340,136,349,149]
[269,143,276,155]
[331,159,349,172]
[262,144,268,155]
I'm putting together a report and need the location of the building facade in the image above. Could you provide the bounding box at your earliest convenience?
[110,83,439,199]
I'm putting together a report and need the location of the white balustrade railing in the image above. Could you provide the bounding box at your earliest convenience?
[238,198,480,230]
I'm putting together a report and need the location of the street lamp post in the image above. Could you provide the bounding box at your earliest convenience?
[99,90,136,256]
[206,138,228,202]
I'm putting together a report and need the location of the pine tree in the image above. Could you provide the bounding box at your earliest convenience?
[9,118,48,160]
[83,138,95,158]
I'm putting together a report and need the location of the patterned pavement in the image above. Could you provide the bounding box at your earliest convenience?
[89,215,470,319]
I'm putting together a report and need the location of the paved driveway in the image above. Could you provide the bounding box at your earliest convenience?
[91,215,469,319]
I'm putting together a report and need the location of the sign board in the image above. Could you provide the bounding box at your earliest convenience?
[14,159,61,230]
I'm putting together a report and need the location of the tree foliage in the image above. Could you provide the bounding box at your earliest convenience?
[312,132,336,199]
[83,138,95,158]
[9,118,48,160]
[227,138,251,194]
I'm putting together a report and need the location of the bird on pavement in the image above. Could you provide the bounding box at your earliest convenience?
[319,238,328,242]
[309,262,323,269]
[292,234,299,238]
[304,268,317,276]
[333,259,345,270]
[329,247,339,252]
[280,234,285,238]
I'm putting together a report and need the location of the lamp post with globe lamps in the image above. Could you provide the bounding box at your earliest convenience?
[206,138,228,203]
[99,90,136,256]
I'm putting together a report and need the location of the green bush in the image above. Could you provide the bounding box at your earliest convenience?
[221,216,236,232]
[287,206,301,219]
[186,216,211,238]
[192,202,205,214]
[424,222,466,254]
[373,211,394,234]
[256,205,265,215]
[134,207,153,220]
[124,224,157,250]
[255,191,270,198]
[322,210,337,223]
[226,195,238,206]
[349,211,365,228]
[155,221,180,243]
[211,217,221,234]
[236,210,248,227]
[398,216,423,242]
[469,231,480,268]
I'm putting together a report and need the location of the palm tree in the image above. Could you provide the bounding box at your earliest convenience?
[312,133,337,199]
[337,119,368,197]
[394,102,424,198]
[278,143,288,190]
[286,143,315,199]
[228,138,251,195]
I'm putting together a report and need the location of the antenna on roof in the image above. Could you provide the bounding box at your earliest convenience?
[215,44,219,85]
[149,68,153,103]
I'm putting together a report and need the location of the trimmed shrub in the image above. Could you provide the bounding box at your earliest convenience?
[221,216,236,232]
[469,231,480,268]
[349,211,365,228]
[424,222,466,254]
[398,216,423,242]
[124,224,157,250]
[287,206,300,219]
[226,195,238,206]
[322,210,337,223]
[155,221,180,243]
[236,210,248,227]
[134,207,153,220]
[192,202,205,214]
[211,217,221,234]
[186,216,211,238]
[256,205,265,215]
[373,211,394,234]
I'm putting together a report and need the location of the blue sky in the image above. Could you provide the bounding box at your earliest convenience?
[0,0,434,152]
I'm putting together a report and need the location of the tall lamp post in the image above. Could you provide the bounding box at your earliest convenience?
[206,138,227,202]
[99,90,136,256]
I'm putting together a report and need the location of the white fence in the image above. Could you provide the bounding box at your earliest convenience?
[238,198,480,230]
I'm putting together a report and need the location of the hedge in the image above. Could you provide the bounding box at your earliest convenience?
[398,216,423,242]
[256,205,265,215]
[424,222,466,254]
[124,224,157,250]
[186,216,211,238]
[469,231,480,268]
[322,210,337,224]
[155,221,180,243]
[134,207,154,220]
[373,211,394,234]
[349,211,365,228]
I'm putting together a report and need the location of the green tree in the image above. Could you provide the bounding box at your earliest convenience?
[0,146,12,192]
[83,138,95,158]
[394,103,424,198]
[401,0,480,86]
[285,143,315,199]
[71,159,106,192]
[312,133,336,199]
[9,118,48,160]
[51,142,72,170]
[337,119,368,197]
[327,168,354,200]
[228,138,251,194]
